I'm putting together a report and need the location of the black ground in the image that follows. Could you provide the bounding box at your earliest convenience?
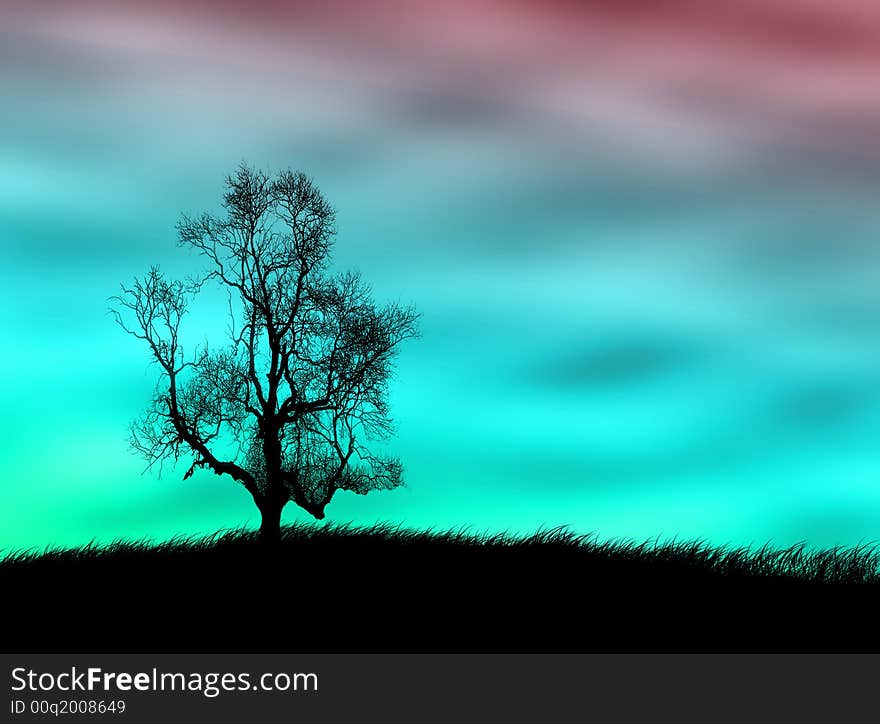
[3,525,879,652]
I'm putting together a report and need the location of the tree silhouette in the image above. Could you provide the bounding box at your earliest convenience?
[111,165,419,541]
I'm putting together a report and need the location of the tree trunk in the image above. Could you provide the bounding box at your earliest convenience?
[258,499,284,543]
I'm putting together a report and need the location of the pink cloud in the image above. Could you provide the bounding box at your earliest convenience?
[4,0,879,161]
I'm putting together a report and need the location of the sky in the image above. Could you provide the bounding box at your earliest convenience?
[3,1,880,551]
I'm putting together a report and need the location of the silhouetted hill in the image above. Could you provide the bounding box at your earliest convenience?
[2,525,879,652]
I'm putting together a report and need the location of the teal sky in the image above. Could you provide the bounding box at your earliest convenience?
[4,3,880,551]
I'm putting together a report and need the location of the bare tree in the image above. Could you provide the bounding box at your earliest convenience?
[111,165,419,541]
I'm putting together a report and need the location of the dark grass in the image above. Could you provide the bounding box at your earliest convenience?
[3,524,880,652]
